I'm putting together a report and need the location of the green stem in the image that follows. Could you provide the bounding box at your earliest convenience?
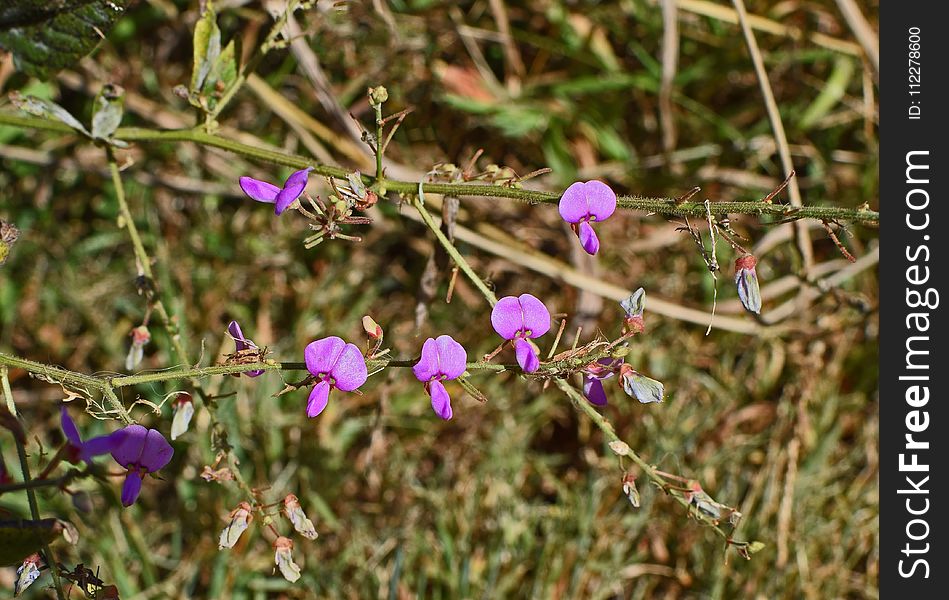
[555,379,732,541]
[0,112,880,225]
[414,188,498,306]
[374,102,385,183]
[2,369,68,600]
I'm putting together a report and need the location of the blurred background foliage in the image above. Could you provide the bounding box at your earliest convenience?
[1,0,878,597]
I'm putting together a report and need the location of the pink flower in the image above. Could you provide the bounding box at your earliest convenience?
[303,336,368,418]
[558,180,617,255]
[490,294,551,373]
[239,167,313,215]
[413,335,467,420]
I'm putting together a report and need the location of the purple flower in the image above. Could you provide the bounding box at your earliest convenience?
[735,254,762,314]
[490,294,551,373]
[227,320,264,377]
[581,358,622,406]
[239,167,313,215]
[413,335,467,420]
[558,180,617,255]
[60,406,121,465]
[110,424,174,506]
[303,336,368,418]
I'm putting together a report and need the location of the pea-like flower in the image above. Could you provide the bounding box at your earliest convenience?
[227,320,264,377]
[558,180,617,255]
[581,358,622,406]
[490,294,551,373]
[110,424,174,506]
[413,335,467,420]
[274,536,302,583]
[303,336,368,418]
[60,406,121,464]
[734,254,762,314]
[239,167,313,215]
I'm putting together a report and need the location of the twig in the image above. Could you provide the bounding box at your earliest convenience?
[0,113,881,225]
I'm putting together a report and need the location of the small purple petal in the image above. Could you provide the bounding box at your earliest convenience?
[331,343,368,391]
[274,168,312,215]
[429,380,453,420]
[79,432,121,462]
[558,180,616,222]
[518,294,551,338]
[60,406,82,447]
[304,337,347,377]
[413,337,440,382]
[306,381,331,418]
[514,338,540,373]
[490,296,523,340]
[111,424,148,469]
[121,472,143,507]
[580,180,617,221]
[139,429,174,473]
[558,181,590,223]
[433,335,467,380]
[582,377,609,406]
[239,177,280,204]
[577,221,600,255]
[227,320,254,351]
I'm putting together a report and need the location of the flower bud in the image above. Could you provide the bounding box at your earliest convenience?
[283,494,318,540]
[619,364,664,404]
[219,502,254,549]
[362,315,383,340]
[368,85,389,106]
[274,536,302,582]
[620,287,646,334]
[171,393,195,440]
[125,325,151,371]
[734,254,762,314]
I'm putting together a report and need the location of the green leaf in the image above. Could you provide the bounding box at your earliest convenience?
[90,82,124,140]
[0,518,63,567]
[202,39,237,110]
[9,91,90,135]
[191,2,221,93]
[0,0,130,80]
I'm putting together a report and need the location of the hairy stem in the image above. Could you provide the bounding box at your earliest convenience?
[0,113,880,225]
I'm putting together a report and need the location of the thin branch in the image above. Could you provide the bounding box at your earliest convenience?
[0,113,880,226]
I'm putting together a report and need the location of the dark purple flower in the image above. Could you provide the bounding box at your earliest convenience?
[227,320,264,377]
[490,294,551,373]
[558,180,617,255]
[413,335,467,420]
[581,358,622,406]
[735,254,762,314]
[239,167,313,215]
[304,336,368,418]
[60,406,120,465]
[110,424,174,506]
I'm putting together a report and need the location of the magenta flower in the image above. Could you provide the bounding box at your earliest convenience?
[303,336,368,418]
[413,335,467,420]
[735,254,762,314]
[110,424,174,506]
[490,294,551,373]
[227,320,264,377]
[558,180,617,255]
[239,167,313,215]
[60,406,121,464]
